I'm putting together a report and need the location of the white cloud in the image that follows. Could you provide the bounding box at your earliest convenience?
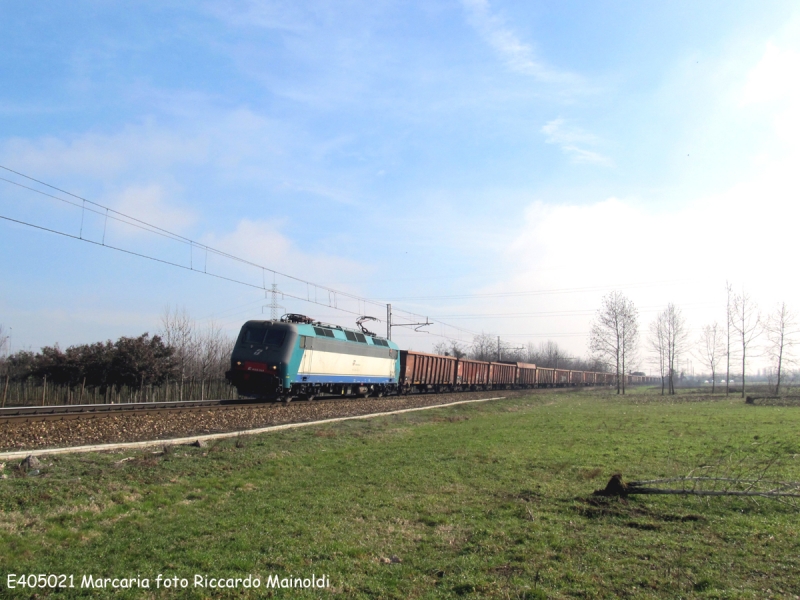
[204,219,294,266]
[524,55,800,289]
[200,219,373,308]
[1,124,208,179]
[541,118,612,165]
[741,42,800,106]
[111,184,196,234]
[492,150,800,357]
[0,107,364,210]
[461,0,582,86]
[740,41,800,149]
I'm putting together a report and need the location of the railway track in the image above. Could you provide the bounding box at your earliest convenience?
[0,398,261,424]
[0,385,609,425]
[0,395,513,459]
[0,388,596,454]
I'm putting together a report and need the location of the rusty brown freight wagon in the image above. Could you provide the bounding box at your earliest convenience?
[399,350,457,393]
[457,358,490,388]
[555,369,570,385]
[569,371,584,386]
[516,362,537,386]
[489,362,516,388]
[537,367,555,386]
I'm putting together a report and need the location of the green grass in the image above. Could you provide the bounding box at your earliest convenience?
[2,389,800,598]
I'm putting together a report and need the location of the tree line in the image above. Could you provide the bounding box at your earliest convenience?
[588,286,796,397]
[432,284,796,398]
[433,336,606,372]
[2,334,176,389]
[0,308,234,405]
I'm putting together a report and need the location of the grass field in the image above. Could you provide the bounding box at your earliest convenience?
[1,389,799,599]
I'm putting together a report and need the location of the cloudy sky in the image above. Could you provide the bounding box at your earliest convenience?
[1,1,798,372]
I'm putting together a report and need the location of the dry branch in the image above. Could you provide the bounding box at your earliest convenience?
[594,474,800,504]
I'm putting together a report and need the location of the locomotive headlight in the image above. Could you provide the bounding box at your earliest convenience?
[236,361,242,366]
[272,365,277,370]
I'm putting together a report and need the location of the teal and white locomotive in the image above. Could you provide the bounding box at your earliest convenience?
[226,314,400,401]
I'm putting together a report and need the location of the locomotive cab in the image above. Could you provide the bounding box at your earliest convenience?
[226,320,298,398]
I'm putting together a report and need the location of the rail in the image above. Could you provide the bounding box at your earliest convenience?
[0,398,258,424]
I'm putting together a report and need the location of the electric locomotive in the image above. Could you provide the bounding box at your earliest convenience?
[225,314,400,401]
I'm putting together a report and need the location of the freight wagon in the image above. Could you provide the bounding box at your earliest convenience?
[516,362,538,385]
[457,358,491,388]
[489,362,516,388]
[399,350,457,393]
[536,367,556,387]
[555,369,570,385]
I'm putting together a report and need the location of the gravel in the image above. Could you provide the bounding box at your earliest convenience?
[0,390,537,452]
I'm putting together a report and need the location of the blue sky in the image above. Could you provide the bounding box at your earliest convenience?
[2,1,799,371]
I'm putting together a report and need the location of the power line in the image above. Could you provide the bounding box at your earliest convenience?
[0,213,365,318]
[0,164,388,311]
[8,165,700,350]
[428,302,718,320]
[378,279,694,302]
[0,166,482,343]
[1,166,194,244]
[0,172,604,334]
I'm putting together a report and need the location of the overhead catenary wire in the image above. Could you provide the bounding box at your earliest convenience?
[3,164,702,354]
[0,166,482,345]
[0,213,372,319]
[378,279,695,302]
[426,302,718,320]
[0,167,384,311]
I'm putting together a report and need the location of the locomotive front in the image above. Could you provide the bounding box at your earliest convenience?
[226,320,298,398]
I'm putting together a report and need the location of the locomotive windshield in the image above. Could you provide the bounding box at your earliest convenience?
[242,327,286,346]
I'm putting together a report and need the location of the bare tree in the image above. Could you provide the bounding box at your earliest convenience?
[649,313,667,395]
[765,302,796,395]
[539,340,572,368]
[432,340,468,358]
[0,325,8,358]
[649,304,688,395]
[731,289,761,399]
[577,356,609,372]
[725,282,733,395]
[697,323,724,393]
[470,333,497,362]
[159,306,194,400]
[519,340,575,368]
[524,342,538,364]
[0,325,8,379]
[195,321,231,399]
[589,291,639,394]
[663,304,688,395]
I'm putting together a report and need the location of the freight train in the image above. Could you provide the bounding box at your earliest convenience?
[225,314,658,401]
